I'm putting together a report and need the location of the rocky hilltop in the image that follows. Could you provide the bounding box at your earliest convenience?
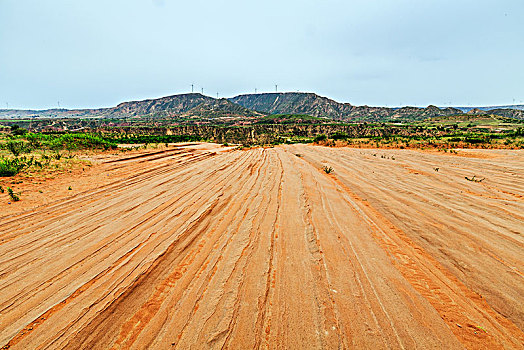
[230,92,354,119]
[184,98,265,120]
[0,93,215,120]
[112,93,214,117]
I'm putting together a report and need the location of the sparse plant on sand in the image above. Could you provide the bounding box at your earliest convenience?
[7,187,20,201]
[465,175,484,182]
[434,167,439,172]
[53,150,63,160]
[0,185,4,193]
[322,166,334,174]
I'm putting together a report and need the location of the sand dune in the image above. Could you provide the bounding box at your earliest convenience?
[1,144,523,349]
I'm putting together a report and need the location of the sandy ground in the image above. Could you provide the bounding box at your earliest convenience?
[0,144,523,349]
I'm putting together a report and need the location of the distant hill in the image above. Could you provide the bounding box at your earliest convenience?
[455,105,524,112]
[230,92,354,119]
[230,93,464,121]
[184,98,265,119]
[111,93,214,117]
[1,92,523,122]
[0,93,215,119]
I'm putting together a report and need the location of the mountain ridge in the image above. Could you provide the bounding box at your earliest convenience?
[1,92,523,121]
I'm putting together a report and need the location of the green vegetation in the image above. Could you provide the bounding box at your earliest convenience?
[7,187,20,201]
[330,131,349,140]
[10,125,27,136]
[0,157,30,177]
[306,115,524,149]
[5,140,30,156]
[0,132,116,177]
[255,114,327,125]
[313,134,327,143]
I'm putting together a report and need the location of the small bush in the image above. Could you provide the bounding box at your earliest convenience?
[0,157,26,177]
[53,151,62,160]
[11,125,27,136]
[465,175,484,182]
[7,187,20,201]
[4,140,30,157]
[322,165,334,174]
[314,134,327,143]
[331,132,348,141]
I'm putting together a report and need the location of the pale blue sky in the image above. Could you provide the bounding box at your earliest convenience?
[1,0,523,109]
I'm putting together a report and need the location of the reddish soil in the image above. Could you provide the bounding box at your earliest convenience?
[0,144,523,349]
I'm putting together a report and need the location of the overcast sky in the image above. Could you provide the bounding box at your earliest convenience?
[1,0,523,110]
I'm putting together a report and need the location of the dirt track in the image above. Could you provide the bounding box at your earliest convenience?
[1,144,523,349]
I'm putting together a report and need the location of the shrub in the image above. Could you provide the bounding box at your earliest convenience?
[331,131,348,140]
[314,134,327,143]
[4,140,29,157]
[7,187,20,201]
[465,175,484,182]
[26,133,42,148]
[322,165,334,174]
[0,157,26,176]
[11,125,27,136]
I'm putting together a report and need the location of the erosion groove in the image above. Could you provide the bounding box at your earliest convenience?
[0,144,523,349]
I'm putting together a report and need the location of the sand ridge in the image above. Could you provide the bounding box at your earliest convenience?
[0,144,523,349]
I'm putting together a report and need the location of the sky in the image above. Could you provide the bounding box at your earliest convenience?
[1,0,523,110]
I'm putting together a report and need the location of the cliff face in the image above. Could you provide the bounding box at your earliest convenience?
[111,93,215,117]
[230,92,354,119]
[184,99,266,119]
[96,123,448,145]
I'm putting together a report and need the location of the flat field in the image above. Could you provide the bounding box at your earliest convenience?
[0,144,523,349]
